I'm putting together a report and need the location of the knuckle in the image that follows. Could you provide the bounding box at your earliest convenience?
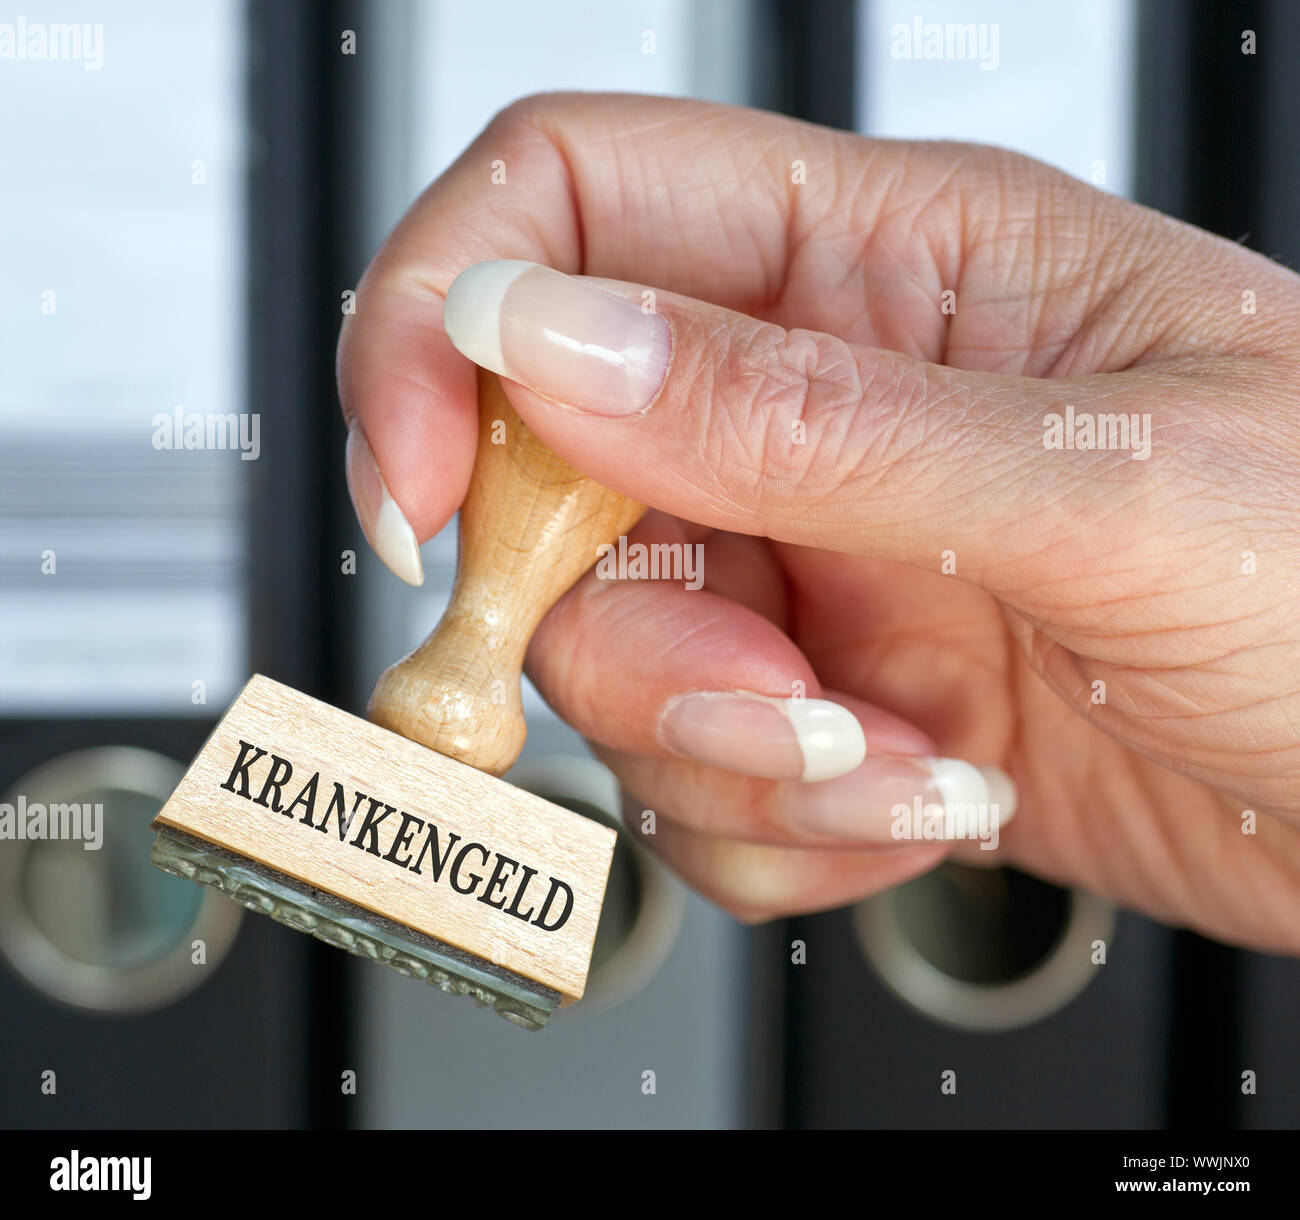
[472,93,573,180]
[482,91,591,152]
[484,91,559,134]
[710,324,869,513]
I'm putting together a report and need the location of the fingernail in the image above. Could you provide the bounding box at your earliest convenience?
[443,259,671,416]
[344,425,424,586]
[659,692,866,783]
[789,758,1018,845]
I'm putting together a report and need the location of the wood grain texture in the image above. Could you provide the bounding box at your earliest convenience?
[154,675,616,1002]
[368,367,645,776]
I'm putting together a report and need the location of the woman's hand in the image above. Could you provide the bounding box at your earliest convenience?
[338,94,1300,953]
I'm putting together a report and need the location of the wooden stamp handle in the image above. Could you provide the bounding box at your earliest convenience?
[367,368,644,776]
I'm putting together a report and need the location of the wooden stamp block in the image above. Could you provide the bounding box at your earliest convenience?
[154,674,616,1004]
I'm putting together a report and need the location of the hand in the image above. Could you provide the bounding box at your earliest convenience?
[338,94,1300,954]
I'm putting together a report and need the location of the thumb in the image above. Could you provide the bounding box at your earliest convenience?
[442,259,1164,587]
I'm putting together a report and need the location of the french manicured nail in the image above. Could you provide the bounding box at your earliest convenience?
[790,758,1018,846]
[443,259,671,416]
[344,425,424,586]
[660,692,867,783]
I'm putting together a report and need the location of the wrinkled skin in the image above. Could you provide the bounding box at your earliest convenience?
[338,94,1300,953]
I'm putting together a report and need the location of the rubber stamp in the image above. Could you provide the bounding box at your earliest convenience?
[151,369,643,1028]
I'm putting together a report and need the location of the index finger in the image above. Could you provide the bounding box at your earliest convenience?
[335,92,829,576]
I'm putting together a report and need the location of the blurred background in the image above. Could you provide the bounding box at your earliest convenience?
[1,0,1298,1129]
